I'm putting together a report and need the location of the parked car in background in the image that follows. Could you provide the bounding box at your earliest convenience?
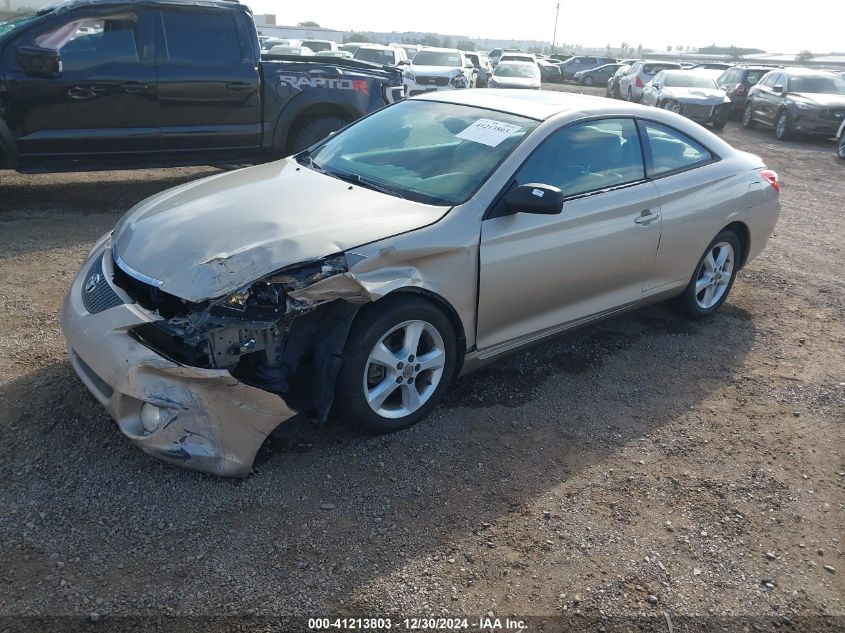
[690,62,732,71]
[537,58,563,83]
[500,52,536,65]
[354,44,408,66]
[641,70,731,129]
[573,63,622,86]
[403,47,473,95]
[549,53,572,62]
[716,65,773,115]
[391,43,421,59]
[320,50,354,59]
[301,39,338,53]
[558,56,617,80]
[607,64,631,98]
[260,36,300,52]
[488,47,520,67]
[0,0,405,172]
[488,61,541,89]
[60,90,781,475]
[742,67,845,140]
[268,45,315,57]
[619,61,682,102]
[465,51,494,87]
[340,42,366,55]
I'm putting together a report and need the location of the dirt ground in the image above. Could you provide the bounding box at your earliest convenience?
[1,85,843,632]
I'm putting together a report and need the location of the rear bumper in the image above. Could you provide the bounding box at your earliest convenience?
[60,244,296,477]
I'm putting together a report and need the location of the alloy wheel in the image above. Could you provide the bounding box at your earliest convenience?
[838,136,845,160]
[694,241,735,309]
[776,113,788,138]
[363,320,446,419]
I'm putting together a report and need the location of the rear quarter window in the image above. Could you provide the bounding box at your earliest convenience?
[642,121,713,177]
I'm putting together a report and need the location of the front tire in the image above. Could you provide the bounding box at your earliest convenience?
[626,86,633,102]
[838,133,845,160]
[775,110,794,141]
[669,230,741,320]
[334,296,457,434]
[742,102,757,129]
[711,106,729,130]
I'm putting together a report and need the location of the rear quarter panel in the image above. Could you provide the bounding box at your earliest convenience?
[644,156,778,294]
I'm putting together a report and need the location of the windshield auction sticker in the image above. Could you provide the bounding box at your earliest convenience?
[456,119,522,147]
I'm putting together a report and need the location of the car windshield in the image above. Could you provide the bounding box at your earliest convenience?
[355,48,394,64]
[413,51,461,66]
[663,73,719,88]
[745,70,765,85]
[0,12,39,42]
[306,100,538,206]
[494,62,539,78]
[789,75,845,94]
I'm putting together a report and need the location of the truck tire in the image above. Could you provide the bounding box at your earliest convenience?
[288,116,348,154]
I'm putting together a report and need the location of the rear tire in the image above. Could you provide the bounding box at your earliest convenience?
[742,101,757,129]
[287,116,348,154]
[583,75,594,86]
[669,230,741,320]
[334,296,458,434]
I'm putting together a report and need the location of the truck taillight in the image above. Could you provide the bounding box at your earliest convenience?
[635,76,644,88]
[761,169,780,193]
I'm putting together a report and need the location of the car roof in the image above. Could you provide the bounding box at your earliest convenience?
[415,89,658,121]
[39,0,246,14]
[417,47,462,53]
[779,66,839,76]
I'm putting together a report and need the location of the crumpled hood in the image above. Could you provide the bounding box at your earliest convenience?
[790,92,845,108]
[112,159,449,302]
[410,64,461,77]
[664,87,730,104]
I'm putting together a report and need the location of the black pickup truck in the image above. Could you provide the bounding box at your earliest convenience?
[0,0,404,173]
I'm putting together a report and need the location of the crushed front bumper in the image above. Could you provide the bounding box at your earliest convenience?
[60,243,296,477]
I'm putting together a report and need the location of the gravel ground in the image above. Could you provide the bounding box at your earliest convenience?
[0,84,843,632]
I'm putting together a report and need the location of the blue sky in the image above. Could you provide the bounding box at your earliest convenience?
[245,0,839,54]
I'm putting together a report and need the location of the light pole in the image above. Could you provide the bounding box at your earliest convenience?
[551,2,560,54]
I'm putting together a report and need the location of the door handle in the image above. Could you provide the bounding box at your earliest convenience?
[68,85,105,99]
[122,81,150,93]
[225,81,251,91]
[635,210,660,225]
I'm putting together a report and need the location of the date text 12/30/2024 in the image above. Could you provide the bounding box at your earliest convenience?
[308,617,528,630]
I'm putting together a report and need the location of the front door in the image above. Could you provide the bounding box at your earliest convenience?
[477,118,662,352]
[6,8,158,162]
[154,6,261,154]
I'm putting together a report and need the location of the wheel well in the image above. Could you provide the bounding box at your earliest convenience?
[723,221,751,268]
[285,105,354,153]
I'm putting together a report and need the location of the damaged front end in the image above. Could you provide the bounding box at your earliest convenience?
[113,251,362,423]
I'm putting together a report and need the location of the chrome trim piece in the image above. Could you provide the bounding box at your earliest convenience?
[113,249,165,288]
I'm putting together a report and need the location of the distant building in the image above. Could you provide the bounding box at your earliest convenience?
[255,24,344,44]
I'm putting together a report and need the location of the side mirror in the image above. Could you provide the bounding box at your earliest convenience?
[504,183,563,215]
[16,45,61,78]
[773,84,784,94]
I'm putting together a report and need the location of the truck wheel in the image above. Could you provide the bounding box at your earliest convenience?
[288,116,348,154]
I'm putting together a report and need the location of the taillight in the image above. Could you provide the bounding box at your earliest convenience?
[735,83,745,96]
[761,169,780,193]
[635,76,644,88]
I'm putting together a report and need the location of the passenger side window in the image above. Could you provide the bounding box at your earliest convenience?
[514,118,645,198]
[642,122,713,177]
[36,14,140,71]
[161,10,242,65]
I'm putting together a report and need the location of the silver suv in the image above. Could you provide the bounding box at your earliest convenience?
[619,61,682,102]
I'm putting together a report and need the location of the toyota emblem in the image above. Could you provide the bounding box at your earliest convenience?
[85,273,101,294]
